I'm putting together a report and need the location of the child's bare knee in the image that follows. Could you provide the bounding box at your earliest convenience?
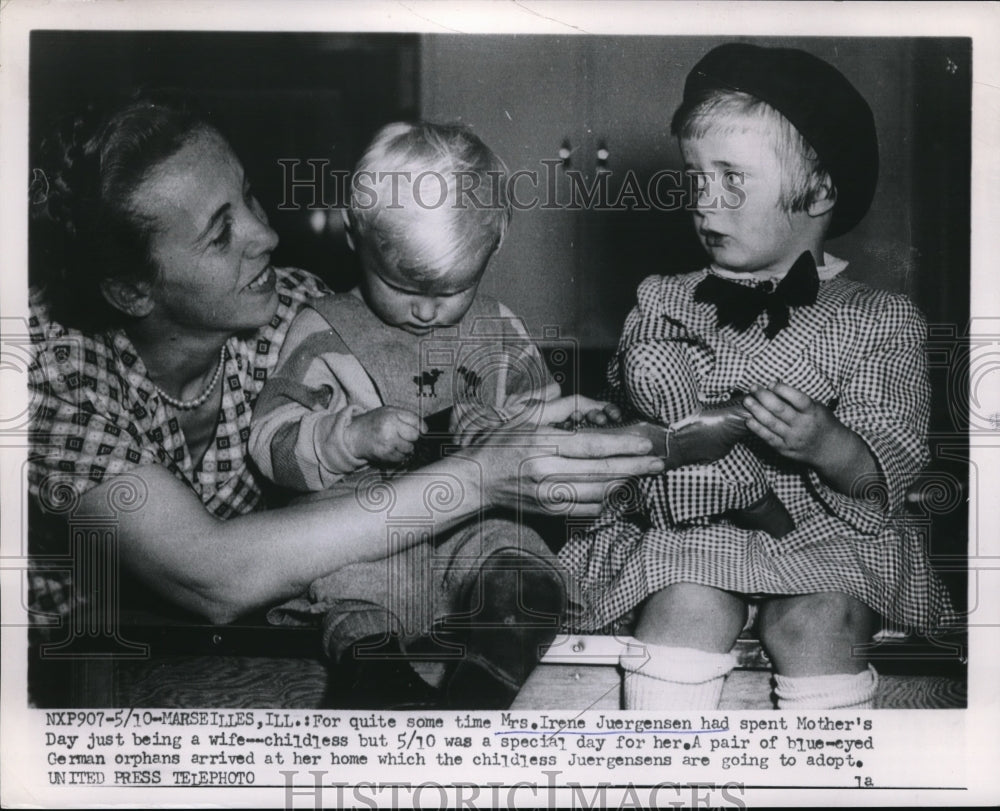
[759,592,873,653]
[635,583,746,650]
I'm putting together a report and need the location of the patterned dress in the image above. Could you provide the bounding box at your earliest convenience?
[27,268,328,619]
[558,260,956,634]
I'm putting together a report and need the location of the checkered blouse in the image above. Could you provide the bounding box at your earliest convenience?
[27,267,328,617]
[559,262,957,634]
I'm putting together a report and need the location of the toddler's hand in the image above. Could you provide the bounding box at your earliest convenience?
[744,382,880,497]
[344,407,426,466]
[743,382,840,465]
[548,398,623,430]
[579,402,624,427]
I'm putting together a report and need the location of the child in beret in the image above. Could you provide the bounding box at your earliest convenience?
[559,43,956,710]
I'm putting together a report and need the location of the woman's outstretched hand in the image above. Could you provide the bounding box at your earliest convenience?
[470,396,664,517]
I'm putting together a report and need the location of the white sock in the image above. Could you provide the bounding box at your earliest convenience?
[773,665,879,709]
[620,643,737,709]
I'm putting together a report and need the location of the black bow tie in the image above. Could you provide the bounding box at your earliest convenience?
[693,251,820,339]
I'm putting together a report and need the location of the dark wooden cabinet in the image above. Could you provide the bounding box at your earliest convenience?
[30,31,421,290]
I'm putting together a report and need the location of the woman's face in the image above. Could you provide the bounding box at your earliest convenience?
[133,128,280,336]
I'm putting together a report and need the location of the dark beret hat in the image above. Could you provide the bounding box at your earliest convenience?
[674,42,879,238]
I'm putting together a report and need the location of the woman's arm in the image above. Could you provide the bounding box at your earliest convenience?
[83,408,662,624]
[80,461,482,624]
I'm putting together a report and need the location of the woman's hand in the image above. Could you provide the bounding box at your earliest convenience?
[523,391,621,429]
[469,396,664,517]
[87,396,660,624]
[501,384,622,431]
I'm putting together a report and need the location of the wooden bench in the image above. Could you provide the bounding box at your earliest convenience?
[513,632,966,710]
[29,620,966,710]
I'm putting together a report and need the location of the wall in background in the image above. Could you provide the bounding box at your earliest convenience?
[421,35,970,353]
[30,32,970,352]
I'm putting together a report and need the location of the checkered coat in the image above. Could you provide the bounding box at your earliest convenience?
[559,265,956,633]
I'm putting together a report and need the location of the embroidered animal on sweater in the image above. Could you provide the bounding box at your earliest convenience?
[413,368,444,398]
[457,365,482,398]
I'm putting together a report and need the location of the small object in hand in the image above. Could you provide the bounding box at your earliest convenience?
[403,407,455,469]
[576,395,751,468]
[669,394,752,465]
[553,402,624,431]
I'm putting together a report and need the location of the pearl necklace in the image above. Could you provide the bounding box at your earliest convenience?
[154,346,226,411]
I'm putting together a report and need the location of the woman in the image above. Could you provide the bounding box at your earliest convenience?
[26,92,662,708]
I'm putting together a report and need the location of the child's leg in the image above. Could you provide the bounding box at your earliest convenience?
[758,593,880,709]
[620,583,746,709]
[317,548,442,709]
[635,583,747,649]
[318,519,564,709]
[436,519,566,710]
